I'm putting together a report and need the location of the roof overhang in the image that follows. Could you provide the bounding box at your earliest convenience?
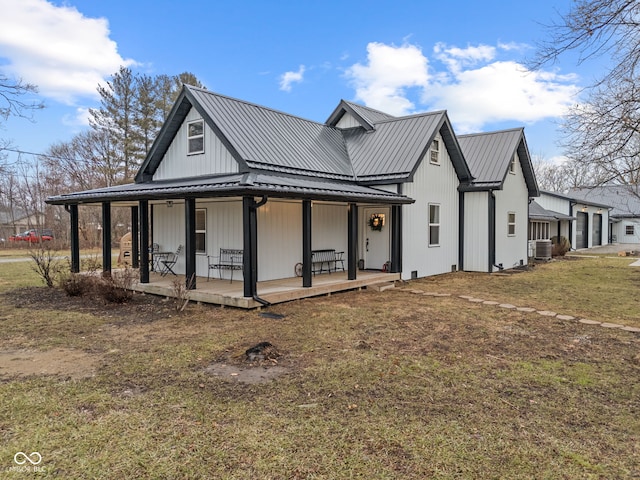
[46,173,415,206]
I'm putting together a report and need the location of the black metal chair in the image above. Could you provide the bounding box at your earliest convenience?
[160,245,182,276]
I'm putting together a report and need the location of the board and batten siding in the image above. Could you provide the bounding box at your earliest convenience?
[335,112,361,129]
[153,107,238,181]
[463,191,489,272]
[493,152,529,270]
[401,133,460,279]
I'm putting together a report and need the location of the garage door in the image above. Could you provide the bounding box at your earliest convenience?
[576,212,589,249]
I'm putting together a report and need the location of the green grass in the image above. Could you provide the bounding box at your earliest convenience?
[0,255,638,478]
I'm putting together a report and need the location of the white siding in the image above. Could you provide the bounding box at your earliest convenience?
[463,191,489,272]
[494,154,529,269]
[537,193,571,216]
[153,107,238,181]
[401,133,460,279]
[312,203,348,252]
[336,112,361,129]
[257,200,302,281]
[613,219,640,243]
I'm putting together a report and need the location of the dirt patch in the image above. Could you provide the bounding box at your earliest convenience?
[0,348,98,379]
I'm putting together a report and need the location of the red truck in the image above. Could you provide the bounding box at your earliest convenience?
[9,229,54,243]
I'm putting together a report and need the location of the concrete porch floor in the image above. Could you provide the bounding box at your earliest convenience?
[132,270,400,309]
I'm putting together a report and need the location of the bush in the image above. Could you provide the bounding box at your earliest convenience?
[59,272,98,297]
[29,246,63,288]
[552,236,571,257]
[97,268,135,304]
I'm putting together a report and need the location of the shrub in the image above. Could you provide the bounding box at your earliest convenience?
[59,272,98,297]
[552,236,571,257]
[29,246,63,288]
[96,268,135,304]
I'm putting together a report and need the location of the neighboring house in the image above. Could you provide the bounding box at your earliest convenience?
[535,191,611,249]
[569,185,640,244]
[0,207,44,241]
[46,85,539,306]
[458,129,539,271]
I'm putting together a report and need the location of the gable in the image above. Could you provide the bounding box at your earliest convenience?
[152,106,239,181]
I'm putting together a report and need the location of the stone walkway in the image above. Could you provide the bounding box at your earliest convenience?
[397,288,640,333]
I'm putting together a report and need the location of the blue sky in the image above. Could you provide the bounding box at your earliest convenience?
[0,0,601,166]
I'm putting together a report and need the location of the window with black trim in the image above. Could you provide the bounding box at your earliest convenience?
[508,212,516,236]
[430,139,440,165]
[626,225,635,236]
[195,208,206,253]
[429,203,440,246]
[187,120,204,154]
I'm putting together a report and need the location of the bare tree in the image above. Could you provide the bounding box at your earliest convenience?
[0,73,44,124]
[531,0,640,189]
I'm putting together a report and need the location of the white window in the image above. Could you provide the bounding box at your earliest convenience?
[626,225,635,236]
[195,208,206,253]
[430,139,440,165]
[509,154,517,174]
[429,204,440,246]
[187,120,204,154]
[508,212,516,236]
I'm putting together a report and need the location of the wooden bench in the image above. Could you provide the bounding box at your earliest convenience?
[311,249,345,275]
[207,248,244,282]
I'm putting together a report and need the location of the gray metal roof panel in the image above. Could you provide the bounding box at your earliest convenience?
[188,87,353,179]
[569,185,638,216]
[529,200,575,221]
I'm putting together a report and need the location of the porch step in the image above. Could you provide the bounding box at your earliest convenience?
[367,281,396,292]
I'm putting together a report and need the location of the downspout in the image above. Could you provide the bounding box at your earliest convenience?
[458,190,464,271]
[489,190,503,272]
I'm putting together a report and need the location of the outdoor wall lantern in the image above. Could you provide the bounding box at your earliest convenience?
[166,201,173,208]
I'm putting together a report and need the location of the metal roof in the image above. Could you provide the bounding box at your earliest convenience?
[529,200,575,221]
[46,172,414,206]
[343,111,472,183]
[325,100,396,130]
[569,185,640,217]
[458,128,539,196]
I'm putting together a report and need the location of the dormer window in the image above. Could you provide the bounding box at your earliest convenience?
[187,120,204,154]
[509,154,517,174]
[430,139,440,165]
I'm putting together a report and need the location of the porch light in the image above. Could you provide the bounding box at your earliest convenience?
[167,201,173,208]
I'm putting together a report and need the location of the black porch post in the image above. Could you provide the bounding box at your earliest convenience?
[302,200,312,288]
[101,202,111,276]
[390,205,402,274]
[69,204,80,273]
[242,197,256,298]
[185,198,197,290]
[130,206,139,269]
[139,200,149,283]
[347,203,358,280]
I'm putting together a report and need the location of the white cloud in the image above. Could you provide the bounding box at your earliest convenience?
[0,0,136,104]
[345,42,429,115]
[346,41,581,132]
[279,65,305,92]
[62,107,91,127]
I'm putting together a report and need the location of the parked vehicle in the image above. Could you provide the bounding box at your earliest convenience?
[9,229,54,243]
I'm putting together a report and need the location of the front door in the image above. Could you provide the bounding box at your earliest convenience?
[363,207,390,270]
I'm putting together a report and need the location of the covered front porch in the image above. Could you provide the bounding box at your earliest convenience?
[134,269,399,309]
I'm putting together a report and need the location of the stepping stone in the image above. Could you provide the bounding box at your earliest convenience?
[579,319,601,325]
[537,310,557,317]
[483,301,500,305]
[516,307,536,312]
[433,293,451,297]
[556,314,575,321]
[600,322,624,329]
[422,292,436,296]
[468,298,485,303]
[499,304,516,309]
[459,295,474,299]
[621,326,640,332]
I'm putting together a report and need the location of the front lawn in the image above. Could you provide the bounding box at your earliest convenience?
[0,256,638,478]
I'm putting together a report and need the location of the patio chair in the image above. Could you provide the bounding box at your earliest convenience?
[160,245,182,276]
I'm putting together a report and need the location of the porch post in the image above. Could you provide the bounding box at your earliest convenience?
[130,206,139,269]
[347,203,358,280]
[139,200,149,284]
[242,196,256,298]
[302,200,312,287]
[69,204,80,273]
[184,198,197,290]
[488,191,496,272]
[101,202,112,276]
[390,205,402,274]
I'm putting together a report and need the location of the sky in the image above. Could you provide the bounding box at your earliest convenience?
[0,0,604,167]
